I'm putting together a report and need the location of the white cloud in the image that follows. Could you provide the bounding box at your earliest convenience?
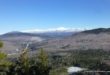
[22,27,86,33]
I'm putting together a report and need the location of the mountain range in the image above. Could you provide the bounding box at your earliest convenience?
[0,30,78,54]
[1,28,110,55]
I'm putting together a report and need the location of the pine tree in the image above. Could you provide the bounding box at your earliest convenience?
[0,41,3,48]
[38,48,48,67]
[0,41,6,63]
[19,47,29,75]
[0,41,12,73]
[37,48,50,75]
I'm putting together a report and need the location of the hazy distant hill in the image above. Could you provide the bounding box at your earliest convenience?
[0,31,76,54]
[82,28,110,34]
[40,28,110,52]
[0,31,44,53]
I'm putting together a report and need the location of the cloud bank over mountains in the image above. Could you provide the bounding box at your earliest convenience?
[22,27,86,33]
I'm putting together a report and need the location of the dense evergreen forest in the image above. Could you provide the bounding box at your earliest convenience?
[1,41,110,75]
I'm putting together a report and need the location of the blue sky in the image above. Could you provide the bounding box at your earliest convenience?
[0,0,110,34]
